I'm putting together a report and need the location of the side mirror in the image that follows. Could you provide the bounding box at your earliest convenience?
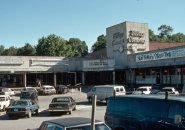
[174,115,182,124]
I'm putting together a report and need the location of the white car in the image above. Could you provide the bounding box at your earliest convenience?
[133,86,152,95]
[21,86,38,93]
[39,85,56,95]
[0,87,15,96]
[0,95,11,111]
[157,87,179,95]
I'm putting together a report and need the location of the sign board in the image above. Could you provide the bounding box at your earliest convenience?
[136,47,185,62]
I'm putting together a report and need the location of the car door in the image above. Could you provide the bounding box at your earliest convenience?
[165,103,185,130]
[29,101,38,112]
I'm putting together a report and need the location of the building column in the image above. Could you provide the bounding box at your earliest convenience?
[23,73,26,87]
[54,73,57,87]
[82,72,85,86]
[113,71,115,84]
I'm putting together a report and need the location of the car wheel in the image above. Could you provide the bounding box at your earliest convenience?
[27,110,32,118]
[73,105,76,111]
[88,97,92,103]
[35,109,39,115]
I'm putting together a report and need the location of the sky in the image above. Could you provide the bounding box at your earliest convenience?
[0,0,185,51]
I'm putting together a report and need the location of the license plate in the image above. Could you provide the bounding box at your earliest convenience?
[14,109,18,112]
[56,106,62,108]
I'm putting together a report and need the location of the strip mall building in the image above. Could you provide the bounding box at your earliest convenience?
[1,21,185,90]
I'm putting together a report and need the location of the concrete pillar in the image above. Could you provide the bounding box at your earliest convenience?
[113,71,115,84]
[82,72,85,86]
[54,73,57,87]
[23,73,26,87]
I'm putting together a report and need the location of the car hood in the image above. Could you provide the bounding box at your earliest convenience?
[50,102,70,105]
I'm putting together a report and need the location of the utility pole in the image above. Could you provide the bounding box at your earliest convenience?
[91,95,96,130]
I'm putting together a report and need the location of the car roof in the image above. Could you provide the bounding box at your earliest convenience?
[53,96,72,99]
[110,94,185,102]
[42,117,102,127]
[138,86,152,88]
[94,85,124,88]
[42,85,54,88]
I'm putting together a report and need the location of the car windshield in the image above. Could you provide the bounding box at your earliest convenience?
[52,97,69,102]
[66,123,110,130]
[161,88,173,92]
[137,88,147,91]
[0,97,5,101]
[12,101,28,106]
[20,92,32,98]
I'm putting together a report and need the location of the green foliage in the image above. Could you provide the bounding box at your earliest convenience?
[149,25,185,43]
[91,34,106,52]
[158,25,173,37]
[67,38,88,57]
[17,43,36,56]
[0,45,5,55]
[36,34,88,57]
[2,46,18,56]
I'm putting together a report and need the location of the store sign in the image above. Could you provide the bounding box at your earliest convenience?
[31,59,68,66]
[136,47,185,62]
[127,30,145,44]
[83,59,115,69]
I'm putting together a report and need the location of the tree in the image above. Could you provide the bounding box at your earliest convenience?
[36,34,70,56]
[158,25,173,37]
[17,43,36,56]
[2,46,18,56]
[0,45,5,55]
[67,38,88,57]
[91,34,106,52]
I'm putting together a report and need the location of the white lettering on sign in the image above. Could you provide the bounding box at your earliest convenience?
[127,30,145,44]
[136,48,185,62]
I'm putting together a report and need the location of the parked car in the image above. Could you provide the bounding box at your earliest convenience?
[0,95,12,111]
[87,85,126,103]
[132,86,152,94]
[27,117,111,130]
[20,90,38,104]
[55,85,69,94]
[157,87,179,95]
[6,99,39,119]
[38,85,56,95]
[48,96,76,115]
[0,87,15,96]
[105,94,185,130]
[21,86,38,93]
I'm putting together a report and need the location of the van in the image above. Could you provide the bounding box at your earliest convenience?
[87,85,126,103]
[105,94,185,130]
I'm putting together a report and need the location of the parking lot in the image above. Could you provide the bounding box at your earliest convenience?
[0,89,107,130]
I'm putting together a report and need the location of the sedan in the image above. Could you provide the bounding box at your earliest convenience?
[28,117,111,130]
[55,85,69,94]
[0,87,15,96]
[6,99,39,119]
[48,96,76,115]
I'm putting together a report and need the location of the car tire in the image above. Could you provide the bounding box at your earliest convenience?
[27,110,32,118]
[73,105,76,111]
[35,109,39,115]
[88,97,92,103]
